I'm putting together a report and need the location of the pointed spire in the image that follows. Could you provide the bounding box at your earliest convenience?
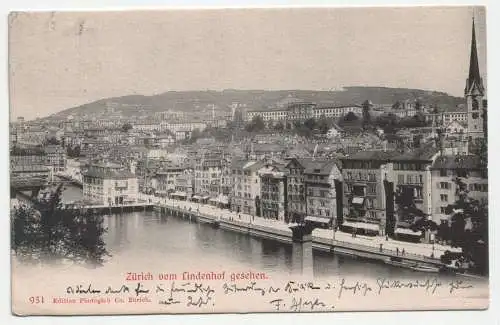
[465,16,484,95]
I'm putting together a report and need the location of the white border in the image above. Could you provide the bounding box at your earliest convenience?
[1,0,498,324]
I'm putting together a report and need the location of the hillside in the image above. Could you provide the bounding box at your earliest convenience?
[45,87,465,120]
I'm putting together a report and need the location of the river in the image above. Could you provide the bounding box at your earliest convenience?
[58,185,453,280]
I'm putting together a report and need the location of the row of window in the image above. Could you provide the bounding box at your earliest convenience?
[345,171,377,182]
[309,208,331,217]
[397,174,424,185]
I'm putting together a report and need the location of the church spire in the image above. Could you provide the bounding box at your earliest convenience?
[465,17,484,95]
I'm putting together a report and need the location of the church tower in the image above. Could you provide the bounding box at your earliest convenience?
[465,17,485,140]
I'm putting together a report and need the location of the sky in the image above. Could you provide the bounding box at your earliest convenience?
[8,6,487,120]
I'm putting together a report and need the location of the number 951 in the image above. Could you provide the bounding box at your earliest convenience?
[29,296,44,304]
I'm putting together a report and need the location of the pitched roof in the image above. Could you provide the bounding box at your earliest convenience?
[83,168,136,179]
[432,155,482,170]
[342,150,399,161]
[303,160,339,175]
[391,144,439,162]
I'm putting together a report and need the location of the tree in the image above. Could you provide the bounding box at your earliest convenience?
[121,123,133,132]
[394,186,425,225]
[303,118,317,131]
[343,112,359,122]
[375,113,400,134]
[67,145,81,158]
[317,115,332,134]
[45,136,61,145]
[362,100,372,130]
[445,177,489,274]
[274,121,284,131]
[245,115,265,132]
[415,99,423,112]
[392,101,402,110]
[11,184,109,266]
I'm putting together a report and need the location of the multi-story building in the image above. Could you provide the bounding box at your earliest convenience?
[284,158,312,223]
[44,145,66,173]
[246,103,363,123]
[303,159,342,228]
[82,161,138,205]
[194,151,223,197]
[391,146,440,240]
[341,150,399,236]
[258,160,288,221]
[230,159,264,215]
[10,146,51,187]
[431,155,487,223]
[313,104,363,120]
[172,169,195,200]
[155,165,185,195]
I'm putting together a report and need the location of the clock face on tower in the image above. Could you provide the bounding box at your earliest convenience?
[472,98,479,111]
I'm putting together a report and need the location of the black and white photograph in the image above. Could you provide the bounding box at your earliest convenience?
[9,6,489,315]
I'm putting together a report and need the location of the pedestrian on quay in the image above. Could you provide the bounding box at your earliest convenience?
[402,248,405,256]
[379,243,383,252]
[396,247,399,256]
[386,235,388,241]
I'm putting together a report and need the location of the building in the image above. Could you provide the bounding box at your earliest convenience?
[172,169,195,200]
[391,145,440,241]
[155,165,186,196]
[464,18,486,140]
[82,161,138,205]
[431,155,487,223]
[44,145,66,173]
[443,120,467,137]
[313,104,363,120]
[230,160,264,215]
[341,150,399,236]
[10,146,51,187]
[303,159,342,228]
[258,160,288,221]
[194,151,223,198]
[284,158,309,223]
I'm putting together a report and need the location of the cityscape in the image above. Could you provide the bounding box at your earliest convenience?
[9,8,489,314]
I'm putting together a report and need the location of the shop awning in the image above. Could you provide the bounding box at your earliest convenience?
[201,195,210,200]
[171,191,186,197]
[342,221,379,231]
[305,216,331,224]
[209,198,218,203]
[352,197,365,205]
[192,195,201,200]
[395,228,422,236]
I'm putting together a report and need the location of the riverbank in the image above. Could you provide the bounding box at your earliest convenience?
[139,194,461,270]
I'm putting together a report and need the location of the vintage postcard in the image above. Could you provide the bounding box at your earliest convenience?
[9,6,489,316]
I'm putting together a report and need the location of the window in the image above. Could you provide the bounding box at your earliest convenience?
[398,175,405,184]
[440,207,447,214]
[406,175,413,184]
[440,194,448,202]
[440,169,447,177]
[439,182,450,189]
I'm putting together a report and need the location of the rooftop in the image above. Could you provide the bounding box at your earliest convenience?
[432,155,483,170]
[342,150,399,161]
